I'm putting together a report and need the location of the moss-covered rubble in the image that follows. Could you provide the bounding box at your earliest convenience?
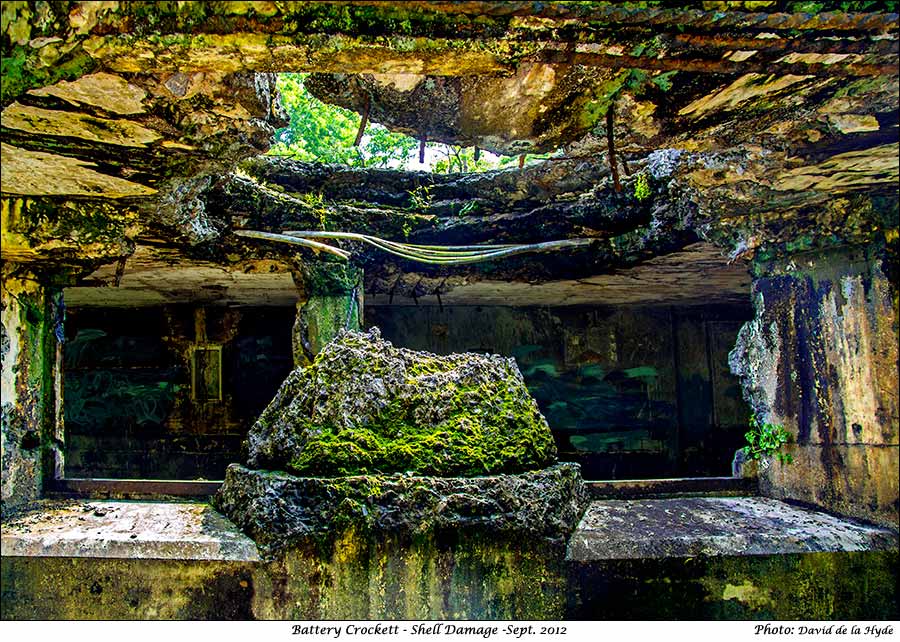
[246,327,557,476]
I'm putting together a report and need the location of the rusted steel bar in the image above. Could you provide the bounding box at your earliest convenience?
[664,32,899,56]
[50,478,222,498]
[354,94,370,147]
[586,476,756,499]
[540,49,899,77]
[314,2,899,33]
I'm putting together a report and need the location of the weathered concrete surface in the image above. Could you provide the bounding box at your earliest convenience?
[1,556,257,620]
[215,462,585,554]
[246,328,557,476]
[0,500,258,619]
[3,495,897,620]
[2,1,895,280]
[568,550,899,620]
[62,242,750,308]
[214,461,583,618]
[730,246,899,528]
[567,497,898,562]
[291,261,363,367]
[0,265,62,512]
[1,500,260,561]
[252,530,569,620]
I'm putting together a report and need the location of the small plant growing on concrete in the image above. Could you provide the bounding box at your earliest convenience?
[634,173,651,200]
[743,414,794,467]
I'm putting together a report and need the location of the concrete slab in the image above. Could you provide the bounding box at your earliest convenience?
[567,497,899,561]
[1,500,260,561]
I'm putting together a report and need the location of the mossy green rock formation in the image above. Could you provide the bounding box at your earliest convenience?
[247,327,557,476]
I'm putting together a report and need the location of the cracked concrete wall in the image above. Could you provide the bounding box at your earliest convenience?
[1,265,61,511]
[730,246,899,528]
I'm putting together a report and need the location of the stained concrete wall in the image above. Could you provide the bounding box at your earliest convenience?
[368,304,751,479]
[63,305,295,479]
[1,264,61,511]
[731,247,899,528]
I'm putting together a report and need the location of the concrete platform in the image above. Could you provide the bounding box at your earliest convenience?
[2,497,897,619]
[1,500,259,561]
[567,497,899,562]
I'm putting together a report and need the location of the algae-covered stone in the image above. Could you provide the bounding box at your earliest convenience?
[215,462,585,554]
[246,327,557,476]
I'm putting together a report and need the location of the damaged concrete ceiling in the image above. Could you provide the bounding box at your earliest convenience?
[62,242,751,308]
[1,1,898,306]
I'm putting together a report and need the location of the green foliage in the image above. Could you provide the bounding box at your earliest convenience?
[269,73,527,173]
[634,173,651,200]
[299,192,333,229]
[407,185,432,210]
[651,71,678,93]
[458,200,479,216]
[428,142,514,173]
[269,73,417,168]
[743,415,794,464]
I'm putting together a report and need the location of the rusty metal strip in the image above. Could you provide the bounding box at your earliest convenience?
[665,32,899,56]
[540,49,898,77]
[50,478,223,498]
[586,476,757,500]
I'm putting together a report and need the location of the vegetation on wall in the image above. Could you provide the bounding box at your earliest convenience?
[742,414,793,465]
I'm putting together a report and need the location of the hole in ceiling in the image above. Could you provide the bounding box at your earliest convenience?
[267,73,562,172]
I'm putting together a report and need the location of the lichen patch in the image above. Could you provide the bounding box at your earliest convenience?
[0,143,156,198]
[678,74,813,118]
[1,103,160,147]
[27,72,147,115]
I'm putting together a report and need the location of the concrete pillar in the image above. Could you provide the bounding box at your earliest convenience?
[1,264,64,511]
[291,261,363,368]
[730,246,898,528]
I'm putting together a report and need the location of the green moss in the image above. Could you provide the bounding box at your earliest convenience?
[254,330,556,476]
[285,364,554,476]
[1,44,96,105]
[633,173,651,200]
[298,262,360,296]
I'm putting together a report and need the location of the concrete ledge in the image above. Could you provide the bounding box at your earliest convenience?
[567,497,899,561]
[0,500,260,561]
[49,478,223,499]
[586,476,756,499]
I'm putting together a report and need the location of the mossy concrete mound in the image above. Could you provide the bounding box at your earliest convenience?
[215,462,585,554]
[246,327,557,476]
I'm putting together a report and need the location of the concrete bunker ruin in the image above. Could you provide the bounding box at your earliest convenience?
[1,0,898,620]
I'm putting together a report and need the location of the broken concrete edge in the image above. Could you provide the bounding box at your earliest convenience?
[0,499,260,562]
[213,462,587,557]
[566,496,900,563]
